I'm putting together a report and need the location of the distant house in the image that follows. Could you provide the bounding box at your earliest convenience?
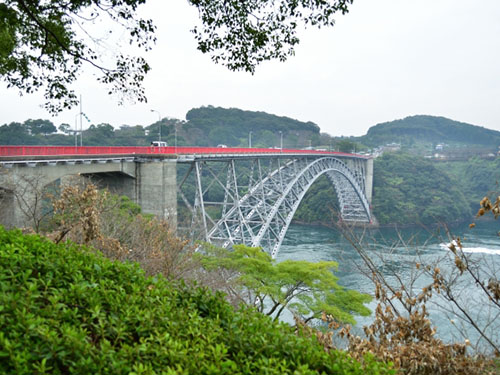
[370,143,401,158]
[382,143,401,153]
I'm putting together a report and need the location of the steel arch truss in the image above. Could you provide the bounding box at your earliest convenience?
[178,156,371,258]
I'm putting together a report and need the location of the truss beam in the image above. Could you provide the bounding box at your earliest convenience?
[179,156,371,258]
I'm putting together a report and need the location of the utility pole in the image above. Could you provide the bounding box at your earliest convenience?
[75,95,90,147]
[150,109,161,142]
[74,114,78,147]
[79,95,83,146]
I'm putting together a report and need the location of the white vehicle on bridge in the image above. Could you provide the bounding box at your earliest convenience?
[151,141,168,147]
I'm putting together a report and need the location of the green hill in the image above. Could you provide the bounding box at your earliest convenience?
[371,153,472,225]
[359,115,500,148]
[0,106,322,148]
[183,106,321,147]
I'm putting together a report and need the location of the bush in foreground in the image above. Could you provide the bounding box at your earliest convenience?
[0,227,394,375]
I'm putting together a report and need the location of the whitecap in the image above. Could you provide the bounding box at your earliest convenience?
[440,242,500,256]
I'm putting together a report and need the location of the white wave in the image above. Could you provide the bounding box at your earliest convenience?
[440,242,500,255]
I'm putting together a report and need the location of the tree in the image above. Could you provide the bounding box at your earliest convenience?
[0,0,155,113]
[335,139,358,153]
[1,1,353,113]
[58,123,71,134]
[191,0,353,73]
[199,244,371,325]
[0,122,30,144]
[24,119,56,135]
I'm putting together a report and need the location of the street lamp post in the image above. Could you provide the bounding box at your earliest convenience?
[249,131,252,148]
[74,96,90,147]
[279,131,283,150]
[74,113,79,147]
[150,109,161,142]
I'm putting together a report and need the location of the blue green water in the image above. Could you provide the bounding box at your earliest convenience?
[277,220,500,351]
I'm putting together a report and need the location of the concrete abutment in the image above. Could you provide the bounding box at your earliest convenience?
[0,158,177,230]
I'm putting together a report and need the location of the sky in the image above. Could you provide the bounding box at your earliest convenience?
[1,0,500,137]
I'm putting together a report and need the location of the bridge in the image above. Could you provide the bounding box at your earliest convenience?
[0,146,373,258]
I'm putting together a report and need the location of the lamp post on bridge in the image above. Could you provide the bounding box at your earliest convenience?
[279,131,283,150]
[150,109,162,142]
[249,131,252,148]
[75,96,90,147]
[74,113,79,147]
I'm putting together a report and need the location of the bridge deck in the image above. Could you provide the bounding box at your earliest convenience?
[0,146,369,160]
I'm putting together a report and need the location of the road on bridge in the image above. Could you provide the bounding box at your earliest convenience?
[0,145,367,159]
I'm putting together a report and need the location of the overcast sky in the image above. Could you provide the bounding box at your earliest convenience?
[1,0,500,136]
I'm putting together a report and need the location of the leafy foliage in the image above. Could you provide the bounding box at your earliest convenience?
[190,0,353,73]
[0,0,155,113]
[1,0,356,112]
[372,153,471,225]
[199,244,371,325]
[435,157,500,212]
[335,139,360,153]
[0,226,394,374]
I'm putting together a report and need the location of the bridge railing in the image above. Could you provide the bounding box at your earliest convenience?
[0,145,367,158]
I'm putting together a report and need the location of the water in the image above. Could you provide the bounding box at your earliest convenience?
[277,220,500,351]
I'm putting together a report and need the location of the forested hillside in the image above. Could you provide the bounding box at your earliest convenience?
[185,107,321,147]
[371,153,471,225]
[434,157,500,213]
[295,152,473,226]
[358,115,500,148]
[0,106,323,148]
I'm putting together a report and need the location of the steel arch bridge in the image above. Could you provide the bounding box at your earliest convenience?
[178,154,372,258]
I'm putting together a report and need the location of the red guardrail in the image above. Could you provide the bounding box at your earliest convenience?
[0,145,365,159]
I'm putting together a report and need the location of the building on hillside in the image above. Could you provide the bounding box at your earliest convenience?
[383,143,401,152]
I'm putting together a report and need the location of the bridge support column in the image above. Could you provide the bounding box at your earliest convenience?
[364,158,373,204]
[0,188,16,228]
[135,160,177,229]
[0,167,52,229]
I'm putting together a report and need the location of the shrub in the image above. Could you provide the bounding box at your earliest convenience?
[0,227,394,374]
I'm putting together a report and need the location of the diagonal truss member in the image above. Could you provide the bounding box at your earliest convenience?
[178,156,371,258]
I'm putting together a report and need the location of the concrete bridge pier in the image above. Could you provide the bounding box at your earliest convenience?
[88,160,177,228]
[0,158,177,230]
[134,160,177,228]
